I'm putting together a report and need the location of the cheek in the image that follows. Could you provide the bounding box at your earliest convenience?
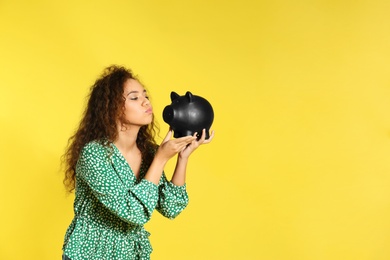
[124,101,134,110]
[124,104,139,116]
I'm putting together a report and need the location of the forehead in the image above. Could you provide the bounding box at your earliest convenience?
[123,78,145,92]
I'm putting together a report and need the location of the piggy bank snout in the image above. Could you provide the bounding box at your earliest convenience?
[162,106,174,124]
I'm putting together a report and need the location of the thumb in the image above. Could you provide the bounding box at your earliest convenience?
[162,129,173,143]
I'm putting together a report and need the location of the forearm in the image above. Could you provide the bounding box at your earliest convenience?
[144,155,168,185]
[170,156,188,186]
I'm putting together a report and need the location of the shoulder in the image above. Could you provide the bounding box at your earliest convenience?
[81,140,112,158]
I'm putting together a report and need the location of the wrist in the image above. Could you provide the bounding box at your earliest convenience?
[177,155,189,164]
[154,151,170,166]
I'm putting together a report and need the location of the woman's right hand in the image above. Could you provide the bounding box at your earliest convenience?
[155,130,197,162]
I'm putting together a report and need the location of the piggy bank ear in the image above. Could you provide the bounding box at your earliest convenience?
[185,91,193,103]
[170,91,180,101]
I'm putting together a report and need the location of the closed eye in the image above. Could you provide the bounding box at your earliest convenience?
[127,89,148,100]
[130,96,149,101]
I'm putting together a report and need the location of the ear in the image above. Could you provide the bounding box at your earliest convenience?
[185,91,193,103]
[170,91,180,101]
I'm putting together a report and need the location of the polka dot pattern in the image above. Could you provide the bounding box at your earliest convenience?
[62,141,189,260]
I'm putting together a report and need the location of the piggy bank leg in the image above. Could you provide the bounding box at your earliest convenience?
[173,129,195,138]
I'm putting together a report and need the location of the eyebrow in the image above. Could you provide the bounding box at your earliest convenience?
[127,89,146,96]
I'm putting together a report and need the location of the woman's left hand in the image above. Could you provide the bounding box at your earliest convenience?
[179,129,215,159]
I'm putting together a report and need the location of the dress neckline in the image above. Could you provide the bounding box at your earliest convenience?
[109,142,145,182]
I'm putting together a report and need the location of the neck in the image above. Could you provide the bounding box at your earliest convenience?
[114,125,140,153]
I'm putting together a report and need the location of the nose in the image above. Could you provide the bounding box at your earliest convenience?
[143,97,150,106]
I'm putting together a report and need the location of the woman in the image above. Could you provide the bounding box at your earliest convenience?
[61,65,214,260]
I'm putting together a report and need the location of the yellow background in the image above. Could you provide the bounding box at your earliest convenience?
[1,0,390,259]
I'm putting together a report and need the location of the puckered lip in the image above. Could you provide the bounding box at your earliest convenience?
[145,108,153,113]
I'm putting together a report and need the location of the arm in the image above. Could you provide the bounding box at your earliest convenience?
[170,155,188,186]
[78,133,196,225]
[155,173,189,219]
[157,129,215,219]
[77,142,159,226]
[171,129,215,186]
[143,130,196,185]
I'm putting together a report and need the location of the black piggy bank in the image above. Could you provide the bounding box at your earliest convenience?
[163,91,214,140]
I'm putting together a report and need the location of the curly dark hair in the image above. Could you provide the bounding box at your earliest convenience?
[62,65,158,192]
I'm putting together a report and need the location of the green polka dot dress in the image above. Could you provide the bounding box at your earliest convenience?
[62,141,189,260]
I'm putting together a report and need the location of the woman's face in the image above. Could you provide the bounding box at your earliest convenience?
[121,78,153,127]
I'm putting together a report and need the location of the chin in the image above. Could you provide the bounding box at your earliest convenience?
[143,120,153,126]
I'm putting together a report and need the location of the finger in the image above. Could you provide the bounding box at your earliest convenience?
[169,138,195,152]
[174,140,193,152]
[180,142,192,151]
[203,130,215,144]
[199,129,207,143]
[193,129,205,145]
[175,135,197,144]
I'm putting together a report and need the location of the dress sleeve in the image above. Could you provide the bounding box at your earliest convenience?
[156,173,189,219]
[76,143,159,225]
